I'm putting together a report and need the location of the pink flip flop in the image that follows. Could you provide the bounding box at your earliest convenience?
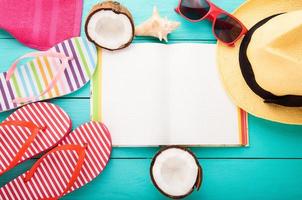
[0,121,112,200]
[0,0,83,50]
[0,102,72,176]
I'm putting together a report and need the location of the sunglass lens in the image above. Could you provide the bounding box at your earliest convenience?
[214,13,243,43]
[179,0,210,20]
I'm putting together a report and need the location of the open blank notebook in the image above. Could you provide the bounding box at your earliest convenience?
[91,43,248,146]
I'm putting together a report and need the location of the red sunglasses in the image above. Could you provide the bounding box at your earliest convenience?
[175,0,247,46]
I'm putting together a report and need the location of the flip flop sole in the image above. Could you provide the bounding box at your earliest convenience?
[0,37,97,113]
[0,102,72,175]
[0,122,112,200]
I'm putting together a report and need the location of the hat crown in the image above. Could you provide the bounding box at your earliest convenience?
[248,11,302,96]
[265,14,302,64]
[216,0,302,124]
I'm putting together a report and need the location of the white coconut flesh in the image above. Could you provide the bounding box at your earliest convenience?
[152,148,199,197]
[87,10,133,50]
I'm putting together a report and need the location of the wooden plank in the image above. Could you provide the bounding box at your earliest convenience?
[0,30,10,39]
[0,0,244,99]
[0,0,244,40]
[0,0,242,98]
[1,99,302,159]
[1,159,301,199]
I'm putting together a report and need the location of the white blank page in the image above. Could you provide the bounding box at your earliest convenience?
[101,43,240,146]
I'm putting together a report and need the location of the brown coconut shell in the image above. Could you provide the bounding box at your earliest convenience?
[150,145,203,199]
[85,1,135,51]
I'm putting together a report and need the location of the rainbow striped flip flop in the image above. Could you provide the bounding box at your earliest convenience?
[0,37,97,113]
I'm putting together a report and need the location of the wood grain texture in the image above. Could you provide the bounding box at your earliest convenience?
[0,0,301,199]
[1,99,302,159]
[1,159,301,200]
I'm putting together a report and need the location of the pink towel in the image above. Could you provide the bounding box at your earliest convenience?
[0,0,83,50]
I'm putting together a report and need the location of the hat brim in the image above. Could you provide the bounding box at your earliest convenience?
[217,0,302,125]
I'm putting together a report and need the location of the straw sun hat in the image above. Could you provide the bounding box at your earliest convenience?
[217,0,302,124]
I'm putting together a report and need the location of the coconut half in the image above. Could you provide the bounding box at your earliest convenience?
[150,146,202,199]
[85,1,135,51]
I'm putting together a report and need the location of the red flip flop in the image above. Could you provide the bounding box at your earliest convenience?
[0,121,112,200]
[0,102,71,176]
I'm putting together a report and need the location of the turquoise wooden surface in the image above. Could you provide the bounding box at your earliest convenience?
[1,0,302,199]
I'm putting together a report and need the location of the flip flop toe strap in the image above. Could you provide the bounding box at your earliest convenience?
[0,121,45,175]
[5,51,74,104]
[23,144,88,200]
